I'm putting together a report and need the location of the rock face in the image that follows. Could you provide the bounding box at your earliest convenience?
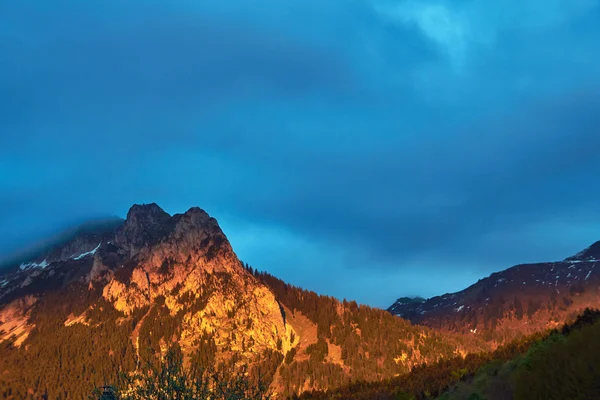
[115,203,175,257]
[389,243,600,344]
[104,204,294,359]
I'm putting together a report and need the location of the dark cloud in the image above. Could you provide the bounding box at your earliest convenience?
[2,0,600,306]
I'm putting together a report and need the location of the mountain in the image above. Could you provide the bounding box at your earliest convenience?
[0,203,481,399]
[388,243,600,343]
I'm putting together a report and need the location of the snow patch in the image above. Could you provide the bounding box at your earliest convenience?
[585,263,595,281]
[19,259,49,271]
[455,305,465,312]
[73,243,102,260]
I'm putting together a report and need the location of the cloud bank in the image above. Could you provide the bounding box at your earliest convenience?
[1,0,600,306]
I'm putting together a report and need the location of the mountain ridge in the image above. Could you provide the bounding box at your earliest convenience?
[388,242,600,343]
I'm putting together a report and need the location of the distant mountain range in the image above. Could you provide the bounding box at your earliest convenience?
[388,241,600,344]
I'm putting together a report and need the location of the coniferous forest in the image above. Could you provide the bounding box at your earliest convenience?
[3,268,600,399]
[299,308,600,400]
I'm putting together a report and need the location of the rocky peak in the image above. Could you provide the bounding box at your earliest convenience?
[172,207,230,248]
[175,207,218,232]
[115,204,232,263]
[123,203,172,229]
[115,203,175,257]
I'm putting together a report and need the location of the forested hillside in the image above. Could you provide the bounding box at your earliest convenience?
[300,308,600,400]
[254,271,489,397]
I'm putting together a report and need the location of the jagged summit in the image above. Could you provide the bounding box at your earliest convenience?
[184,206,211,217]
[125,202,171,222]
[0,204,228,276]
[124,203,213,221]
[116,203,175,256]
[0,203,233,301]
[115,203,230,259]
[121,203,220,233]
[173,206,222,233]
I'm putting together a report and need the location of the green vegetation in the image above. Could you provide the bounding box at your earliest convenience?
[0,284,139,399]
[93,347,271,400]
[300,308,600,400]
[2,259,597,400]
[513,309,600,400]
[0,271,283,399]
[253,270,488,397]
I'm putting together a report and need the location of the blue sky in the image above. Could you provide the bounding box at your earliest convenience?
[2,0,600,307]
